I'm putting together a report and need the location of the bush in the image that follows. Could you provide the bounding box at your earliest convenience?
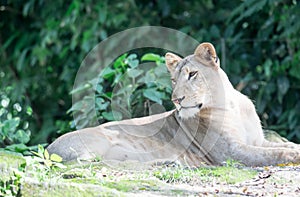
[225,0,300,142]
[0,88,32,152]
[69,52,174,129]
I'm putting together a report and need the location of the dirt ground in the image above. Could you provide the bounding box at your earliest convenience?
[121,165,300,196]
[167,166,300,197]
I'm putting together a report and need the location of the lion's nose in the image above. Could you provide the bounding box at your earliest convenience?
[172,96,185,104]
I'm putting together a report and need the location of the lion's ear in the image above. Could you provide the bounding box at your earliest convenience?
[165,52,182,74]
[194,42,220,69]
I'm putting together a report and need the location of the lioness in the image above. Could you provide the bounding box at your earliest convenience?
[47,42,300,167]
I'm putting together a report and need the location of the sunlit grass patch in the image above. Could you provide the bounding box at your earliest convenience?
[195,166,257,184]
[153,165,257,184]
[102,179,161,192]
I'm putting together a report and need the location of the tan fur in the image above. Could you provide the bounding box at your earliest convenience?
[47,43,300,167]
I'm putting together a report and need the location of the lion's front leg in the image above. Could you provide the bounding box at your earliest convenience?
[228,141,300,166]
[262,139,300,150]
[262,130,300,149]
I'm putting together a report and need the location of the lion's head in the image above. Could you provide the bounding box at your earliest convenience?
[165,42,230,119]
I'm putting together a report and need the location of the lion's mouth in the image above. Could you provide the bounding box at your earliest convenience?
[181,103,203,109]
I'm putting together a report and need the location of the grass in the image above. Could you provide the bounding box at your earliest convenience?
[0,151,26,173]
[196,166,257,184]
[102,179,161,192]
[153,166,257,184]
[0,152,259,196]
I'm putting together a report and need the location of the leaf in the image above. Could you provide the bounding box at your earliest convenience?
[101,111,114,121]
[95,98,109,111]
[289,61,300,80]
[98,8,107,23]
[230,0,268,24]
[67,101,83,114]
[100,67,116,79]
[127,54,137,60]
[154,64,168,77]
[102,111,122,121]
[128,59,139,68]
[70,83,92,95]
[4,143,29,153]
[17,48,30,71]
[44,149,50,160]
[277,76,290,103]
[50,153,63,162]
[141,71,155,84]
[277,76,290,95]
[113,54,127,69]
[31,151,43,158]
[1,97,10,108]
[14,129,31,144]
[143,88,163,104]
[26,106,33,116]
[288,110,297,129]
[37,144,45,157]
[44,159,52,168]
[112,73,123,85]
[99,29,107,39]
[141,53,163,62]
[96,84,103,94]
[127,69,143,78]
[126,54,139,68]
[22,1,33,16]
[1,32,20,50]
[263,59,272,79]
[3,118,20,133]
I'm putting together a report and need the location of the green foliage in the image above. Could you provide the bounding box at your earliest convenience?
[31,144,65,169]
[226,0,300,142]
[70,52,173,129]
[0,147,65,196]
[0,152,26,197]
[0,88,32,151]
[0,168,24,197]
[0,0,300,148]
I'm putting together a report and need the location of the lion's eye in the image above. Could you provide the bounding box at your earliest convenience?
[171,78,176,85]
[188,71,198,80]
